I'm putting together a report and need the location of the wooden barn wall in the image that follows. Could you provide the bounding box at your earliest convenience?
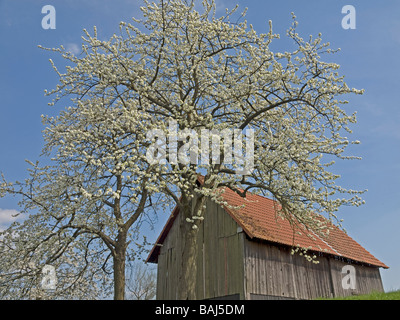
[243,239,384,300]
[156,199,245,300]
[328,257,384,297]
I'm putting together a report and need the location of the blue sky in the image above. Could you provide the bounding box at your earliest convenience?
[0,0,399,292]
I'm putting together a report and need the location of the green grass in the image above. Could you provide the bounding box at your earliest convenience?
[318,290,400,300]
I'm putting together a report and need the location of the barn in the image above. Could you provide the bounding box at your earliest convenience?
[147,185,388,300]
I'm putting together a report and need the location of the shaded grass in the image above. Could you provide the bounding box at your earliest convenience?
[318,290,400,300]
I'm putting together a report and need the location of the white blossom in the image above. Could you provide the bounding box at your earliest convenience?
[0,0,366,299]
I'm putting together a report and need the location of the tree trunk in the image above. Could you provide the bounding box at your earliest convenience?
[177,192,207,300]
[179,219,199,300]
[113,232,127,300]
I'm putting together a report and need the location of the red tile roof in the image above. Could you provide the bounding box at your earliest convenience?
[147,184,388,269]
[220,188,388,268]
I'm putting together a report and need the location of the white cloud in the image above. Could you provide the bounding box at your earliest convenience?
[65,42,81,55]
[0,209,21,232]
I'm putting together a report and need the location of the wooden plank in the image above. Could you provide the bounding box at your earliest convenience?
[243,239,376,300]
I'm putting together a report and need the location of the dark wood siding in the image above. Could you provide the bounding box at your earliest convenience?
[328,257,384,297]
[156,198,245,300]
[243,239,384,300]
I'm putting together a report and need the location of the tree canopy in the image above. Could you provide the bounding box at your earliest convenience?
[0,0,365,300]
